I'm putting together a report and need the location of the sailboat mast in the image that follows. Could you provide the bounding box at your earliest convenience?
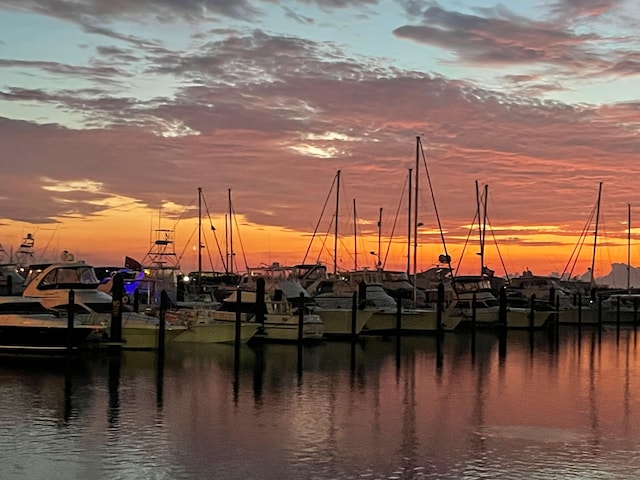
[198,187,202,281]
[228,188,234,274]
[413,137,419,290]
[476,181,483,276]
[628,203,631,291]
[377,207,382,269]
[224,214,229,273]
[483,184,488,274]
[334,170,340,275]
[407,168,412,278]
[589,182,603,288]
[353,198,358,271]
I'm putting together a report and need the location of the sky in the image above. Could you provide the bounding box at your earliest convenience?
[1,0,640,281]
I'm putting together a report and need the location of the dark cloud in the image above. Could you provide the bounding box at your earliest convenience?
[605,53,640,76]
[0,59,129,82]
[296,0,378,7]
[1,0,379,26]
[95,46,140,64]
[283,6,315,24]
[1,0,262,23]
[393,4,603,69]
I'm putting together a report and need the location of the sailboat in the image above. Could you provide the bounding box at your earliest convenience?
[308,143,461,334]
[445,182,550,329]
[553,182,603,325]
[171,187,260,344]
[397,136,461,332]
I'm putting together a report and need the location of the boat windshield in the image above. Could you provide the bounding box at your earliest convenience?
[38,266,100,290]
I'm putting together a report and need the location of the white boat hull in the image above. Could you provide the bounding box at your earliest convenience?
[315,309,372,336]
[172,322,260,344]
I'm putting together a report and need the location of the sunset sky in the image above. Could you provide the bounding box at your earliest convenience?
[1,0,639,280]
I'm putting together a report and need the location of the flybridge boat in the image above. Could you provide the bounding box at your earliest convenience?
[447,276,551,329]
[215,289,325,342]
[311,278,460,334]
[0,297,105,352]
[20,260,188,349]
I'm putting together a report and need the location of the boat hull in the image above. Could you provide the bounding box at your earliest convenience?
[557,307,599,325]
[450,308,550,329]
[258,322,325,342]
[315,309,372,336]
[81,312,188,349]
[119,324,188,349]
[401,309,462,332]
[0,315,104,353]
[362,309,462,334]
[172,322,259,344]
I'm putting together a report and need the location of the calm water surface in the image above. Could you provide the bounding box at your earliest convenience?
[2,327,640,479]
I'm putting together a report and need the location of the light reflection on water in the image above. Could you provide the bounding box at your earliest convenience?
[1,327,640,479]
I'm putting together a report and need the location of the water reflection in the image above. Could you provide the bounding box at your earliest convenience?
[2,327,640,479]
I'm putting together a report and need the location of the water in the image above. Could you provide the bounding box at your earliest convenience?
[2,327,640,479]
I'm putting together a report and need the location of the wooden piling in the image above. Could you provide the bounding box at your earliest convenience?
[297,292,304,375]
[578,293,583,327]
[235,289,243,342]
[67,290,75,354]
[350,291,357,339]
[256,279,266,327]
[498,286,508,326]
[111,273,123,344]
[597,296,603,330]
[498,287,507,359]
[158,290,169,354]
[529,294,536,331]
[297,292,304,344]
[437,282,444,338]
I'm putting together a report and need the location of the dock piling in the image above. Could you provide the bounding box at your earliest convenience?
[67,290,75,354]
[350,291,357,339]
[110,273,124,344]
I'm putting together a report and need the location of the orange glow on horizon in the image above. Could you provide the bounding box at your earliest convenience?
[1,213,635,280]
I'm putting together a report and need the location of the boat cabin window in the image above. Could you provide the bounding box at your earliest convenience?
[38,266,100,289]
